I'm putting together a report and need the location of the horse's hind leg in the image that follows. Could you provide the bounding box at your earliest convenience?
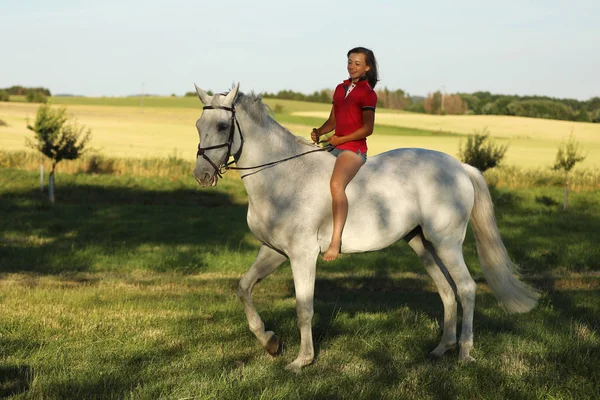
[237,244,288,356]
[433,240,477,363]
[406,231,458,358]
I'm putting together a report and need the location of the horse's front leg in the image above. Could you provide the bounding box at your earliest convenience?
[238,244,288,356]
[285,248,319,373]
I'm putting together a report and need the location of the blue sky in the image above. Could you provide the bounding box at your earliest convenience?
[1,0,598,100]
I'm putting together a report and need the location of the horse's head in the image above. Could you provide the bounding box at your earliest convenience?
[193,83,241,187]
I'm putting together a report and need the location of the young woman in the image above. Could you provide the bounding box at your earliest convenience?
[311,46,379,261]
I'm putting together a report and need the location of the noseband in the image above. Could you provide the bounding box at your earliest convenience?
[196,104,244,178]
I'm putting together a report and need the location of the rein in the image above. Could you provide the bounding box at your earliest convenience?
[197,103,333,178]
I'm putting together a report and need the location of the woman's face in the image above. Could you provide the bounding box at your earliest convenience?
[347,52,370,82]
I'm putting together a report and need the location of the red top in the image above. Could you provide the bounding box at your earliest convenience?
[332,78,377,153]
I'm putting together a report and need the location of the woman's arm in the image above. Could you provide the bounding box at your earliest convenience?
[328,109,374,146]
[311,106,336,142]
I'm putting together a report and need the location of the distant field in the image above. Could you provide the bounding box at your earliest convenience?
[293,111,600,168]
[294,111,600,142]
[10,94,335,113]
[1,97,598,167]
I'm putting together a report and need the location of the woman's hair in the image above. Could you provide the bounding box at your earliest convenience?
[347,47,379,89]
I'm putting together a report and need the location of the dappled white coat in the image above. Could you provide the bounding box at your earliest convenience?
[193,84,538,373]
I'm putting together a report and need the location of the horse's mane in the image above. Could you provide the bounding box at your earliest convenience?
[236,93,305,139]
[233,92,270,125]
[226,91,318,148]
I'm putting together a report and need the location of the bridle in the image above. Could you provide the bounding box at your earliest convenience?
[196,104,243,178]
[196,102,333,179]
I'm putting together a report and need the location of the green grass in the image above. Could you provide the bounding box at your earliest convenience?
[1,167,599,399]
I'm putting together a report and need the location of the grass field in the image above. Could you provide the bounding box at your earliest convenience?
[0,168,599,399]
[1,95,599,398]
[1,96,598,168]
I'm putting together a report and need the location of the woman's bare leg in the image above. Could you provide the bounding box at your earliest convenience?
[324,151,364,261]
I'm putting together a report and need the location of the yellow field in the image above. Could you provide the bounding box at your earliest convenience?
[294,111,600,168]
[1,102,598,168]
[0,102,201,159]
[294,111,600,141]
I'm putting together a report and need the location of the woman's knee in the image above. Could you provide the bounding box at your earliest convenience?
[329,177,346,193]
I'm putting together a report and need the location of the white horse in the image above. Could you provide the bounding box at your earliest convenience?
[192,83,538,373]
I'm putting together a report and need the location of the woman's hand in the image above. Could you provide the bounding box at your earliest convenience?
[329,135,343,146]
[311,128,320,143]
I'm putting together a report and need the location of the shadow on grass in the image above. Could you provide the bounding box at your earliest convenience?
[0,182,251,274]
[226,274,600,399]
[0,364,31,398]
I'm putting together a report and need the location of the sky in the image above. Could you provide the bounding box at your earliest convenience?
[1,0,598,100]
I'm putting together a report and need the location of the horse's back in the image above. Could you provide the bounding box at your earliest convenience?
[325,148,475,253]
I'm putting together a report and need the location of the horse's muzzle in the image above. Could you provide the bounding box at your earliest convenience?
[193,169,219,187]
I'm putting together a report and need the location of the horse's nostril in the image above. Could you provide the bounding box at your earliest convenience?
[193,168,213,185]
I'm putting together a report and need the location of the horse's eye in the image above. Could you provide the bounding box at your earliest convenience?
[217,122,229,132]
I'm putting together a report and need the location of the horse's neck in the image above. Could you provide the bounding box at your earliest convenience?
[234,109,327,202]
[235,110,312,169]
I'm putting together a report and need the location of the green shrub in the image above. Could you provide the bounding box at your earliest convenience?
[458,128,508,172]
[404,102,426,113]
[507,99,575,121]
[26,90,48,103]
[0,90,9,102]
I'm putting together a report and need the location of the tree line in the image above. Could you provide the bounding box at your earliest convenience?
[186,89,336,104]
[458,92,600,122]
[261,87,600,123]
[6,85,599,123]
[0,85,51,103]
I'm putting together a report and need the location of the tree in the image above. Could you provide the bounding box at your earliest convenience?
[442,94,468,115]
[553,133,586,210]
[424,91,443,114]
[26,90,48,103]
[458,128,508,172]
[26,104,91,202]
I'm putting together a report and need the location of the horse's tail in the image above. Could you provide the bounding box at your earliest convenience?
[462,163,539,313]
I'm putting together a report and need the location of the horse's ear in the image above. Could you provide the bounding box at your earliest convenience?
[223,82,240,107]
[194,83,212,105]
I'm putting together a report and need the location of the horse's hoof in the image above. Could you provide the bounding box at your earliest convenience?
[429,343,456,359]
[459,355,476,364]
[265,333,280,356]
[284,361,302,374]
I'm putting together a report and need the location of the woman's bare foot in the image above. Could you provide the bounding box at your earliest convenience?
[323,242,340,261]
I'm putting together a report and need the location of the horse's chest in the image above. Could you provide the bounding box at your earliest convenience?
[246,197,310,247]
[246,203,276,243]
